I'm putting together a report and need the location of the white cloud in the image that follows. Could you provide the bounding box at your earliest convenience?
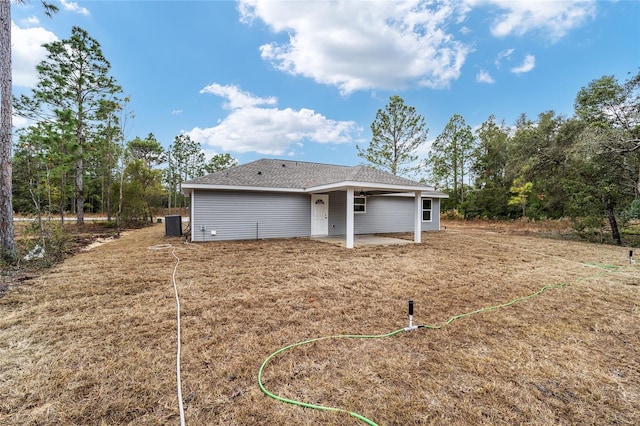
[494,48,514,68]
[476,70,495,83]
[60,0,90,16]
[510,54,535,74]
[11,22,58,88]
[12,115,32,130]
[238,0,472,94]
[468,0,596,42]
[22,15,40,26]
[200,83,277,110]
[187,84,362,155]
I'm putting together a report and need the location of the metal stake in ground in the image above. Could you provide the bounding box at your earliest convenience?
[405,299,418,331]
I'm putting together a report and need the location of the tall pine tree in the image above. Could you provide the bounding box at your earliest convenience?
[15,26,121,225]
[0,0,57,259]
[357,95,428,176]
[427,114,475,206]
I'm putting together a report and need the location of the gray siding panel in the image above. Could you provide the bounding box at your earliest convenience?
[355,195,413,233]
[424,198,441,231]
[193,191,310,241]
[328,192,346,236]
[192,190,440,242]
[329,192,441,234]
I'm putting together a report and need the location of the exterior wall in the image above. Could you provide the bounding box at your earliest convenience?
[192,190,310,241]
[191,189,442,242]
[427,198,441,231]
[328,192,347,235]
[327,192,441,235]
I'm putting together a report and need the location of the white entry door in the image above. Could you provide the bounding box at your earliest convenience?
[311,194,329,235]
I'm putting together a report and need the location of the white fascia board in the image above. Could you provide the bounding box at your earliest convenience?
[180,181,448,197]
[181,183,306,195]
[420,191,449,198]
[306,181,431,193]
[382,191,450,199]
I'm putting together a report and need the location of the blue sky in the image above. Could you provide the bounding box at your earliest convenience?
[11,0,640,171]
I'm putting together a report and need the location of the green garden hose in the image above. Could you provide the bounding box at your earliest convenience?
[258,274,608,425]
[258,329,405,426]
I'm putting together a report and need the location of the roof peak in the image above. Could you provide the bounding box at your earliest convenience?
[253,158,351,168]
[183,157,443,194]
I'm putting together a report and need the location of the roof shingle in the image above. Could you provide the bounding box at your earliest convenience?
[184,158,434,190]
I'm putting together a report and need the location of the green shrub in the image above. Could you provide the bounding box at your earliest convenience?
[441,209,465,220]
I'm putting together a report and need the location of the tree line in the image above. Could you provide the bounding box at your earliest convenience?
[359,71,640,245]
[0,24,236,261]
[10,27,236,225]
[1,20,637,262]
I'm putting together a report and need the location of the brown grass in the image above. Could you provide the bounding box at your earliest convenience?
[1,222,639,425]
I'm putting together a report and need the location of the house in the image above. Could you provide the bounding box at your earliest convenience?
[181,158,448,248]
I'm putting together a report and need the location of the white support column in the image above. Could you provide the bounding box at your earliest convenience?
[190,189,195,242]
[346,188,354,249]
[414,191,422,243]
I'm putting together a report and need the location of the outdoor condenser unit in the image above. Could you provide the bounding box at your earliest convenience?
[165,215,182,237]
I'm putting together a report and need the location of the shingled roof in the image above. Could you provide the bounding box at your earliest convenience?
[183,158,437,192]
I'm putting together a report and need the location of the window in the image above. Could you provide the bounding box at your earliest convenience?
[422,198,432,221]
[354,196,366,213]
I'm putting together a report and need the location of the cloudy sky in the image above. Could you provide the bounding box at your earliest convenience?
[11,0,639,169]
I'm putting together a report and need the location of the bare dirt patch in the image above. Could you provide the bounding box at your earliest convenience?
[1,223,638,425]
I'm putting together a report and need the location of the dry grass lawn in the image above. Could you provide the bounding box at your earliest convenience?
[1,222,638,425]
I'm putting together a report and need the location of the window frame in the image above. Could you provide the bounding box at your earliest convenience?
[422,198,432,222]
[354,195,366,213]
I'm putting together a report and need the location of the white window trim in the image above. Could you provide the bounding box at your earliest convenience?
[422,198,432,222]
[354,195,366,214]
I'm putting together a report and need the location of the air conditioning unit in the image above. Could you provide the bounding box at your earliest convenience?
[165,215,182,237]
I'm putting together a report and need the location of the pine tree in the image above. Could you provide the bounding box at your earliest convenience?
[14,26,121,225]
[357,95,428,176]
[0,0,57,259]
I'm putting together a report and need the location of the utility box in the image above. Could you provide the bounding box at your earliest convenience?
[165,215,182,237]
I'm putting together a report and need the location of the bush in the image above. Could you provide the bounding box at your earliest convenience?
[20,221,73,266]
[441,209,465,220]
[622,199,640,220]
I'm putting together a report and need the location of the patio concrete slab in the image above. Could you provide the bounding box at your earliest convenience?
[311,234,415,247]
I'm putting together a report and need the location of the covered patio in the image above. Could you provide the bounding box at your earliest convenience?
[311,233,416,247]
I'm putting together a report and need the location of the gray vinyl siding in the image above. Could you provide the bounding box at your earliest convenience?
[355,195,413,233]
[191,190,441,242]
[192,190,310,241]
[328,192,346,235]
[328,192,441,235]
[425,198,441,231]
